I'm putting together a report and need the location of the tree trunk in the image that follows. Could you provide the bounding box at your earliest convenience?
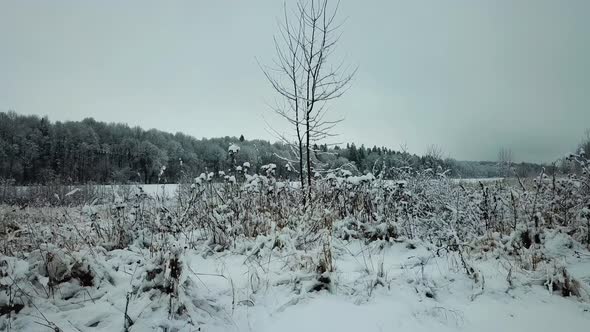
[306,116,312,201]
[299,138,305,191]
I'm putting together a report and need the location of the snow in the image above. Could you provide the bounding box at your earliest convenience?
[262,163,277,170]
[3,239,589,332]
[254,289,589,332]
[194,173,207,185]
[132,184,179,196]
[452,177,504,184]
[346,173,375,185]
[197,240,590,332]
[158,165,166,178]
[395,180,408,187]
[65,188,80,197]
[228,144,240,154]
[262,163,277,176]
[340,169,352,177]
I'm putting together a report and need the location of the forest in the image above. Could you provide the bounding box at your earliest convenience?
[0,111,545,185]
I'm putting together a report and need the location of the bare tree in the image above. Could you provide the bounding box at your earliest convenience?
[578,129,590,156]
[261,0,356,201]
[498,147,514,177]
[425,144,444,160]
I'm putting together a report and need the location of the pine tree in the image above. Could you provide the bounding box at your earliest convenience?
[349,143,358,163]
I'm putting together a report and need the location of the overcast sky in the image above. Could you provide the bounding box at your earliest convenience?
[1,0,589,162]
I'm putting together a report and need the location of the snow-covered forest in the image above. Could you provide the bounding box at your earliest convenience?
[2,0,590,331]
[0,111,547,188]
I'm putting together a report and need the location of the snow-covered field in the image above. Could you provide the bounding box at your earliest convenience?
[451,177,504,184]
[8,178,502,201]
[2,233,589,332]
[7,183,180,198]
[1,170,590,331]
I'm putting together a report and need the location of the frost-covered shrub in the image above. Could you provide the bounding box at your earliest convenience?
[0,256,28,316]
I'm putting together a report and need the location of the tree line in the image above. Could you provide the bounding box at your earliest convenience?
[0,111,546,185]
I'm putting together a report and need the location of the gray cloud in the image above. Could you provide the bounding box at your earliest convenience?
[1,0,589,162]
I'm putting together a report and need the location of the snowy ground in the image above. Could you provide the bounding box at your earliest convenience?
[188,239,590,332]
[4,235,589,332]
[451,177,504,184]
